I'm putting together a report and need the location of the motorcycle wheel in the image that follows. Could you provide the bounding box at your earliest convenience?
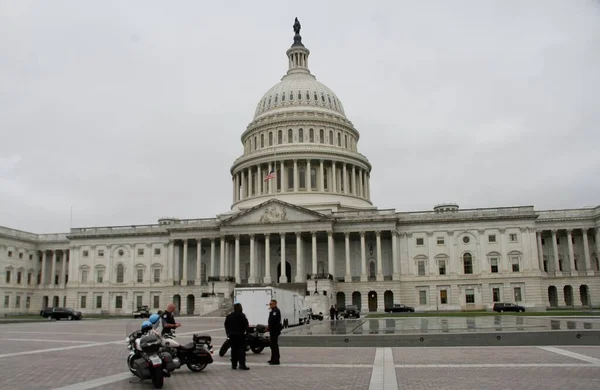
[151,369,164,389]
[187,362,208,372]
[127,354,137,375]
[250,345,264,354]
[219,340,230,357]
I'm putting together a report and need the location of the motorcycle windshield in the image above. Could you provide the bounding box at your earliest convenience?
[152,317,165,336]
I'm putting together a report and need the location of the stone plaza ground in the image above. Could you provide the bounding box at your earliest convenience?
[0,317,599,390]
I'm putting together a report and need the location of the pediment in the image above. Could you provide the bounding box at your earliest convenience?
[222,200,329,226]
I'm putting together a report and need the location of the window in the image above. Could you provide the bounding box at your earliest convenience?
[118,249,124,256]
[509,233,518,242]
[416,238,424,246]
[96,295,102,309]
[15,296,20,308]
[309,128,314,142]
[19,252,23,259]
[438,260,446,275]
[306,91,310,100]
[153,295,160,309]
[492,288,500,302]
[511,256,520,272]
[287,167,294,190]
[80,295,87,308]
[4,296,9,308]
[344,134,348,148]
[17,272,22,284]
[329,130,333,145]
[81,270,88,284]
[116,264,124,283]
[281,93,285,102]
[278,130,283,144]
[269,132,273,146]
[418,261,426,276]
[115,296,123,309]
[299,166,306,189]
[440,290,448,304]
[137,248,144,256]
[8,251,12,257]
[136,295,143,309]
[488,235,496,243]
[514,287,522,302]
[298,128,303,142]
[463,253,473,274]
[337,133,341,146]
[29,254,33,260]
[5,271,11,283]
[27,273,32,285]
[319,129,324,143]
[419,291,427,305]
[490,258,499,273]
[465,289,475,304]
[154,248,161,256]
[137,269,143,283]
[287,129,293,143]
[98,250,104,257]
[153,269,160,283]
[97,270,104,283]
[436,237,444,245]
[310,168,317,190]
[25,296,30,309]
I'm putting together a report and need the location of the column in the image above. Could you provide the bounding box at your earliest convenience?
[280,161,286,192]
[295,232,303,282]
[566,229,576,274]
[41,250,47,285]
[232,176,236,202]
[306,160,312,192]
[311,232,317,276]
[248,235,256,283]
[499,228,508,273]
[446,231,455,275]
[264,234,272,284]
[529,229,540,272]
[342,163,348,194]
[327,231,335,278]
[61,250,67,286]
[551,229,560,273]
[257,165,262,195]
[168,240,174,282]
[234,235,241,283]
[267,163,273,194]
[293,159,298,192]
[582,228,593,275]
[181,239,188,285]
[331,162,337,192]
[240,171,245,200]
[358,170,363,197]
[360,232,367,281]
[280,233,287,283]
[106,245,113,284]
[344,233,351,282]
[319,160,324,191]
[351,166,356,195]
[196,239,202,284]
[219,236,226,278]
[392,230,399,280]
[376,231,383,281]
[210,239,216,277]
[477,230,486,275]
[51,251,57,286]
[536,231,544,271]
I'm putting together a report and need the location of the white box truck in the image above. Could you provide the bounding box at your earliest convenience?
[234,287,307,328]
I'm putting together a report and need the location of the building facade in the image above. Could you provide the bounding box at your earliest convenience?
[1,24,599,315]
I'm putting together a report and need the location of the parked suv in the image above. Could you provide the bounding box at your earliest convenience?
[133,305,151,318]
[50,307,83,320]
[385,304,415,313]
[40,307,54,318]
[493,303,525,313]
[343,305,361,319]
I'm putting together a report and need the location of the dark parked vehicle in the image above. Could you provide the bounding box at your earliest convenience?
[343,305,361,319]
[133,305,151,318]
[385,304,415,313]
[49,307,83,320]
[40,307,54,318]
[493,303,525,313]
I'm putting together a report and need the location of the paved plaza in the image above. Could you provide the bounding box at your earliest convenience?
[0,317,599,390]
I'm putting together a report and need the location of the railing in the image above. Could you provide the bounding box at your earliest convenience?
[69,225,166,235]
[306,273,333,280]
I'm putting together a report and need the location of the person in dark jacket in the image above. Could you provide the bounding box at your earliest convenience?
[266,299,282,365]
[224,302,250,370]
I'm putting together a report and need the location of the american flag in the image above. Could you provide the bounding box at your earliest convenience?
[264,168,276,182]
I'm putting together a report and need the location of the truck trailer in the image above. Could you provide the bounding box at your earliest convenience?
[233,286,307,328]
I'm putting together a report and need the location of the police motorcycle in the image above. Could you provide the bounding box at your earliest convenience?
[161,329,214,372]
[125,318,179,389]
[219,324,270,357]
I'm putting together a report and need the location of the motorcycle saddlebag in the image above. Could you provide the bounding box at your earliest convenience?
[193,334,212,345]
[159,351,179,372]
[132,358,151,379]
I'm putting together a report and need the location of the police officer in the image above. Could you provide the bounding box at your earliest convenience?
[224,302,250,370]
[161,303,181,336]
[266,299,282,365]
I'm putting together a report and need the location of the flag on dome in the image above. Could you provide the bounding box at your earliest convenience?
[264,169,276,182]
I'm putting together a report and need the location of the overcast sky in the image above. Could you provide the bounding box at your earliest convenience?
[1,0,599,234]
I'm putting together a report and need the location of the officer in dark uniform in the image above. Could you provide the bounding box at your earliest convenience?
[267,299,282,365]
[224,302,250,370]
[161,303,181,336]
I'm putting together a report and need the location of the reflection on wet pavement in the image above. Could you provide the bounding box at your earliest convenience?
[283,316,600,336]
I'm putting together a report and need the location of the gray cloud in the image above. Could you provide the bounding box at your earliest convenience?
[1,0,599,233]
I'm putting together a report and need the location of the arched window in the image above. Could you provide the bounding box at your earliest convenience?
[299,166,306,189]
[254,136,257,150]
[282,93,286,102]
[260,134,264,148]
[329,130,333,145]
[289,92,293,101]
[274,94,278,103]
[116,264,124,283]
[287,129,293,143]
[310,168,317,189]
[278,130,282,144]
[298,128,304,142]
[268,132,273,146]
[306,92,310,100]
[314,92,318,101]
[324,169,329,191]
[298,92,302,100]
[463,253,473,274]
[344,134,348,148]
[337,133,341,146]
[309,129,314,142]
[319,129,324,143]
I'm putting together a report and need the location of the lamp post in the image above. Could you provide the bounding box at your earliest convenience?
[211,281,215,296]
[314,279,319,295]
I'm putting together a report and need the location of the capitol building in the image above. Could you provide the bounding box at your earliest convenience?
[1,22,599,316]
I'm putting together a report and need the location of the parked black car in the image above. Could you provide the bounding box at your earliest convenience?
[49,307,83,320]
[385,304,415,313]
[343,305,361,318]
[40,307,54,318]
[493,303,525,313]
